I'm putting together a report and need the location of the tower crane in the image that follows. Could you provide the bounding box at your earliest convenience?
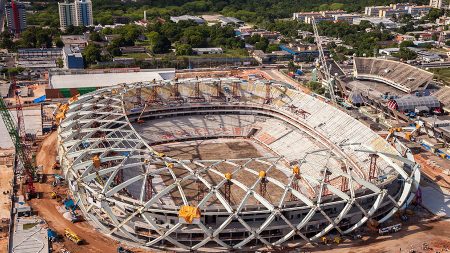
[312,17,337,104]
[0,79,36,200]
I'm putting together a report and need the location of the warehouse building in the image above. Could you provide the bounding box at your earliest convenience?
[46,68,175,98]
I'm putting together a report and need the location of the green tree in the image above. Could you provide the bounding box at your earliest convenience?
[56,58,64,68]
[147,32,171,54]
[399,40,414,48]
[55,38,65,48]
[83,44,102,65]
[175,44,193,55]
[0,32,14,50]
[90,32,103,42]
[266,44,280,52]
[395,47,417,60]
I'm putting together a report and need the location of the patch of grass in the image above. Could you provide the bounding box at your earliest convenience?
[23,223,38,230]
[430,68,450,85]
[122,53,150,60]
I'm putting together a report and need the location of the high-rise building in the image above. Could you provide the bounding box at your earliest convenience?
[429,0,449,9]
[5,0,26,34]
[58,0,76,30]
[58,0,93,30]
[74,0,93,27]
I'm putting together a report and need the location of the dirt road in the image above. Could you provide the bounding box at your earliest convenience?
[308,217,450,253]
[30,132,146,253]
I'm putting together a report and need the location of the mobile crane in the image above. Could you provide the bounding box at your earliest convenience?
[0,79,36,200]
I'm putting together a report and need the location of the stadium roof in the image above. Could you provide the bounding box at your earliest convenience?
[433,86,450,110]
[353,57,433,93]
[49,68,175,89]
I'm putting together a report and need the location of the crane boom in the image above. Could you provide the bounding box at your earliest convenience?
[312,17,337,104]
[0,81,35,199]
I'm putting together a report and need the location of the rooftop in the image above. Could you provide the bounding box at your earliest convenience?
[49,69,176,89]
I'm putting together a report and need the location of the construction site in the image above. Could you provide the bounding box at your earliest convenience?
[0,65,449,253]
[0,23,448,252]
[52,75,423,251]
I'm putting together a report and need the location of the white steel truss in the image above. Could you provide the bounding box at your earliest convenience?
[57,80,420,252]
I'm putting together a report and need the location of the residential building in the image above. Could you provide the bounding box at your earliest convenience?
[436,16,450,25]
[320,10,347,16]
[58,0,76,29]
[218,16,244,26]
[395,34,415,43]
[61,35,88,49]
[63,46,84,69]
[353,17,399,29]
[74,0,93,26]
[192,48,223,55]
[58,0,93,30]
[252,50,292,64]
[429,0,449,9]
[292,12,322,22]
[408,5,432,16]
[5,1,26,34]
[379,8,408,18]
[364,6,392,16]
[379,48,400,56]
[333,14,362,23]
[364,3,429,18]
[170,15,205,24]
[16,48,63,69]
[304,15,334,24]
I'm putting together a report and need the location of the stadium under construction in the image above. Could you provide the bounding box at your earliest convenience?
[56,77,420,252]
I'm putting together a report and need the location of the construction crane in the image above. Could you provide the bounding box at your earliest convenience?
[312,17,337,104]
[0,79,36,200]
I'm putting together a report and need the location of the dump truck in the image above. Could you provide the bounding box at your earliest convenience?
[64,228,82,244]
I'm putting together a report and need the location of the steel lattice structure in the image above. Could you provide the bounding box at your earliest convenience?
[58,79,420,252]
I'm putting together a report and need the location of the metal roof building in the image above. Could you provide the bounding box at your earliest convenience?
[388,95,441,112]
[49,68,175,89]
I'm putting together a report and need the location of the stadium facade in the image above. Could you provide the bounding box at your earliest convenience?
[57,78,420,251]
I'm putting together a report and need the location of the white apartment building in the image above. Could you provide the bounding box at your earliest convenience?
[58,0,93,30]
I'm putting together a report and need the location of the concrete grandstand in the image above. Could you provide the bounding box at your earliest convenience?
[57,78,420,251]
[353,57,433,93]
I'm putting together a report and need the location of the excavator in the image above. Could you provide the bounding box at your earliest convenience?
[386,121,423,142]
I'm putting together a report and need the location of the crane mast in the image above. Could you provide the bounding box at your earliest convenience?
[312,17,337,104]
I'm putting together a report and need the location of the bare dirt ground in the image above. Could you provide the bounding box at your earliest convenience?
[0,162,13,253]
[153,139,291,206]
[414,151,450,190]
[30,132,150,253]
[0,164,13,220]
[27,132,450,253]
[303,216,450,253]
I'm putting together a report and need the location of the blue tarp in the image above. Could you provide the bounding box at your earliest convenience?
[295,69,304,75]
[47,229,57,238]
[64,199,75,210]
[33,95,46,103]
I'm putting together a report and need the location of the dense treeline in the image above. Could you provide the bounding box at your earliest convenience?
[27,0,429,27]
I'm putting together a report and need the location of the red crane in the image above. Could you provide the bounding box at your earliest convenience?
[11,78,35,199]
